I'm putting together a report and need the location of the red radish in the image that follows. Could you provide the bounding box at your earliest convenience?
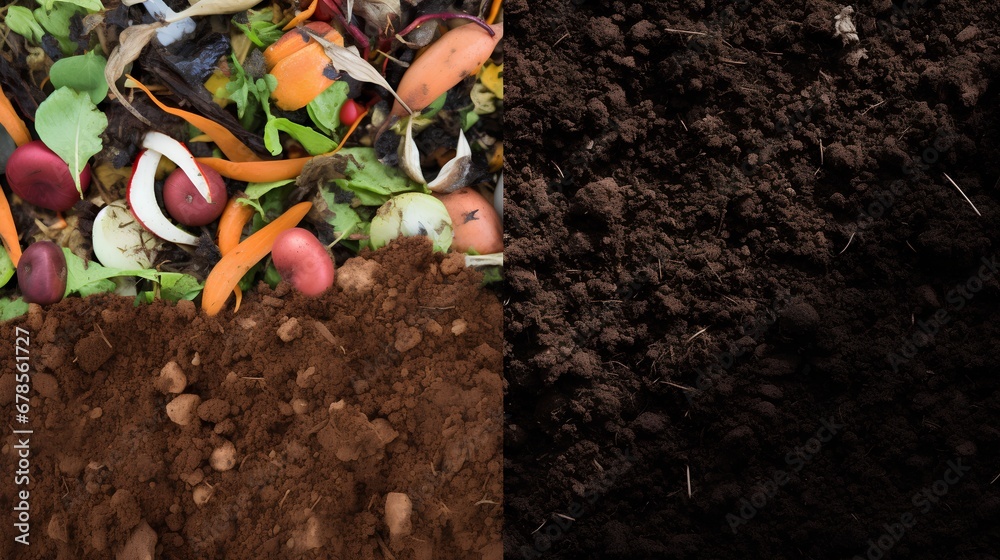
[127,149,200,246]
[435,187,503,254]
[271,228,334,296]
[163,164,228,226]
[17,241,67,305]
[339,99,363,127]
[5,140,90,212]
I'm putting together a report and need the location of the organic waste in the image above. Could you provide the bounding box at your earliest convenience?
[0,0,504,557]
[0,0,504,316]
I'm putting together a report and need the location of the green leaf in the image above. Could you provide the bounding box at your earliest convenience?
[459,107,480,131]
[39,0,102,12]
[136,273,203,303]
[232,9,284,47]
[49,51,109,104]
[63,249,161,297]
[263,118,337,156]
[0,297,29,321]
[331,147,426,206]
[35,87,108,197]
[245,179,294,199]
[422,91,447,119]
[0,247,15,289]
[306,81,350,136]
[6,6,45,44]
[33,3,83,54]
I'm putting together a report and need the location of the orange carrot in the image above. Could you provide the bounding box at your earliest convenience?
[264,22,343,69]
[0,85,31,147]
[486,0,502,24]
[391,23,503,117]
[127,76,262,163]
[202,201,312,316]
[265,23,345,110]
[216,194,256,312]
[217,194,256,254]
[283,0,320,31]
[0,186,23,267]
[195,108,368,181]
[195,156,313,182]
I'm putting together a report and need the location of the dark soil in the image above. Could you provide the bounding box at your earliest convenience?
[1,238,502,559]
[504,1,1000,558]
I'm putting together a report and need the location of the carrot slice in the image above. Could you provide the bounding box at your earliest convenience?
[0,186,23,267]
[217,194,256,254]
[265,22,342,69]
[216,194,256,313]
[195,108,369,181]
[202,201,312,316]
[0,85,31,147]
[282,0,319,31]
[126,76,262,163]
[486,0,502,24]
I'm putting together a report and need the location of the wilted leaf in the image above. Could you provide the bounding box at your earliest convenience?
[105,22,164,125]
[5,6,45,44]
[303,27,412,114]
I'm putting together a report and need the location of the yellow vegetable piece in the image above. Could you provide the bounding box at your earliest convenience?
[479,62,503,100]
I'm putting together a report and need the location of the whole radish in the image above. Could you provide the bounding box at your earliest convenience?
[272,228,335,296]
[6,141,90,212]
[17,241,67,305]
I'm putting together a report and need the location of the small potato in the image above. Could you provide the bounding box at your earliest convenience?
[271,228,335,296]
[162,164,228,226]
[435,187,503,254]
[17,242,67,305]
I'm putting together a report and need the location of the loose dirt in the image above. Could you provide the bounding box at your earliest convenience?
[505,1,1000,558]
[1,237,502,559]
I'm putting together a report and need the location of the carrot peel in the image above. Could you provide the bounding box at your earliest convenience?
[126,75,262,163]
[0,186,22,267]
[195,108,368,182]
[217,194,256,313]
[283,0,319,31]
[0,85,31,147]
[202,201,312,316]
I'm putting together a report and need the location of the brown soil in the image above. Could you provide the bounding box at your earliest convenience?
[0,237,502,559]
[505,0,1000,558]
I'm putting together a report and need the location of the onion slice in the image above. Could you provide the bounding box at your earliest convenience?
[127,149,200,246]
[93,200,161,269]
[142,132,214,203]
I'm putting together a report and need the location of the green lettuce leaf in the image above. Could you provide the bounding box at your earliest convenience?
[306,81,350,136]
[0,297,29,321]
[0,247,15,289]
[6,6,45,44]
[331,147,426,206]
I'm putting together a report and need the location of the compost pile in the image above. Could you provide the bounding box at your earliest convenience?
[505,0,1000,558]
[0,237,503,559]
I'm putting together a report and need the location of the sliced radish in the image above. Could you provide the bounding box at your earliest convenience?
[141,131,214,203]
[93,200,162,269]
[127,149,200,246]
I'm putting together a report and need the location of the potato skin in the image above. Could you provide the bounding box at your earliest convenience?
[162,164,228,226]
[17,241,67,305]
[272,228,335,296]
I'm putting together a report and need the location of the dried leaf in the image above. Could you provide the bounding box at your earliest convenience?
[165,0,264,22]
[426,128,471,193]
[303,27,412,114]
[354,0,399,26]
[105,22,164,125]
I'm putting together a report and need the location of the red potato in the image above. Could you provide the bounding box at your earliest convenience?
[435,187,503,254]
[17,241,67,305]
[272,228,335,296]
[162,164,228,226]
[6,140,90,212]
